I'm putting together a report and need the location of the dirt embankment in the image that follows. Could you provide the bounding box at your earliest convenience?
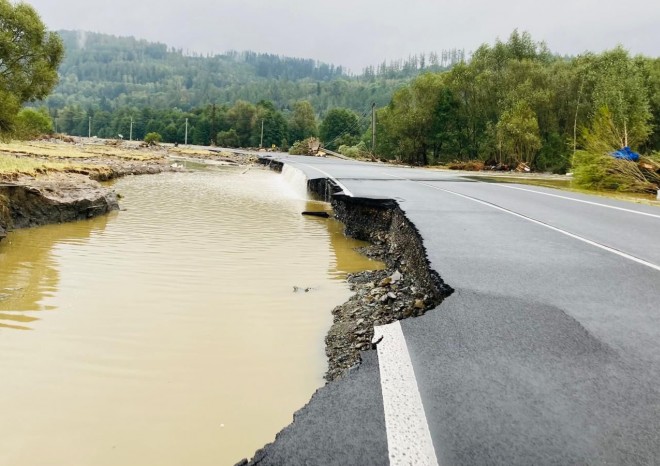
[0,174,119,238]
[320,192,453,381]
[261,159,453,381]
[0,141,182,240]
[170,148,259,167]
[0,140,262,241]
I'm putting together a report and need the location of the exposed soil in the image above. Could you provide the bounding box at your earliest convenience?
[0,174,120,236]
[0,140,182,239]
[63,156,177,181]
[258,159,453,381]
[170,148,259,166]
[0,140,267,241]
[323,194,453,381]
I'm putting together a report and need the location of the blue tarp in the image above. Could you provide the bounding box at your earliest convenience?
[611,146,640,162]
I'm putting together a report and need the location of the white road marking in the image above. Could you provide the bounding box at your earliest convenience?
[379,171,660,272]
[418,180,660,273]
[373,321,439,466]
[377,165,660,219]
[293,162,355,197]
[486,183,660,219]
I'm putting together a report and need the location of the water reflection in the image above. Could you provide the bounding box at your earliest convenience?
[0,214,110,329]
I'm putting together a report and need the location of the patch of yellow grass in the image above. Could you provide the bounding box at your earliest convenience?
[0,153,72,177]
[168,147,218,157]
[0,141,162,161]
[0,152,116,182]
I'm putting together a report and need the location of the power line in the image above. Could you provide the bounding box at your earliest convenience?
[322,104,373,149]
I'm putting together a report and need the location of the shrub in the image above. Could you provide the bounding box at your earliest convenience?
[338,141,370,159]
[144,132,162,145]
[289,140,308,155]
[217,129,240,148]
[572,150,660,193]
[289,137,320,155]
[14,108,53,139]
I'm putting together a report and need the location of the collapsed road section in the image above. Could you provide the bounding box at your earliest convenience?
[260,157,453,382]
[247,153,660,465]
[238,159,453,465]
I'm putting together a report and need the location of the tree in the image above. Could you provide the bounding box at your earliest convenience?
[586,48,651,148]
[378,73,448,165]
[288,100,317,143]
[226,100,256,147]
[640,57,660,152]
[319,107,361,150]
[217,129,240,148]
[162,122,178,143]
[14,107,53,138]
[0,0,64,136]
[252,100,287,148]
[496,101,542,165]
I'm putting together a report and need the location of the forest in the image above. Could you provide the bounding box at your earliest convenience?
[40,30,459,144]
[374,31,660,176]
[31,30,660,190]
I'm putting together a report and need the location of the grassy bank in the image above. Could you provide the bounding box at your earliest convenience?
[464,173,659,205]
[0,139,171,181]
[0,141,161,161]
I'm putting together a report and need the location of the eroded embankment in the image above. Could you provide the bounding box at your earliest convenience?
[0,174,119,241]
[262,158,453,381]
[0,153,187,241]
[314,185,453,381]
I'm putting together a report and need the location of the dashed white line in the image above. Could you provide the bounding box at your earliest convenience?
[373,321,439,466]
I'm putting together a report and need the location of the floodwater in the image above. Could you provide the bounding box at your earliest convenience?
[0,165,383,465]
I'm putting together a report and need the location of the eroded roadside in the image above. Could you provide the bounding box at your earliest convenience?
[324,192,453,381]
[238,159,453,465]
[0,140,256,241]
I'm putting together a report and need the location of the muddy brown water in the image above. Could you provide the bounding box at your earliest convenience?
[0,166,383,465]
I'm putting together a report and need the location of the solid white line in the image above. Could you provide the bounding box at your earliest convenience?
[487,183,660,219]
[416,180,660,273]
[380,171,660,272]
[293,162,355,197]
[373,321,439,466]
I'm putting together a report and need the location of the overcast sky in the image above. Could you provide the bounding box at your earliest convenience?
[26,0,660,71]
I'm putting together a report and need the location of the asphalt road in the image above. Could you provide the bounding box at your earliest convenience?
[248,154,660,466]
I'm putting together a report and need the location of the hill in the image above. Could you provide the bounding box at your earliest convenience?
[38,31,460,144]
[44,31,460,114]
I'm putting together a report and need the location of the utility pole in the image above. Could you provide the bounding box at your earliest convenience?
[129,117,133,141]
[371,102,376,153]
[185,118,189,146]
[210,104,217,146]
[260,119,264,148]
[88,116,92,138]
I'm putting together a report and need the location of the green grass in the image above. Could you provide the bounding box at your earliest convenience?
[471,175,658,204]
